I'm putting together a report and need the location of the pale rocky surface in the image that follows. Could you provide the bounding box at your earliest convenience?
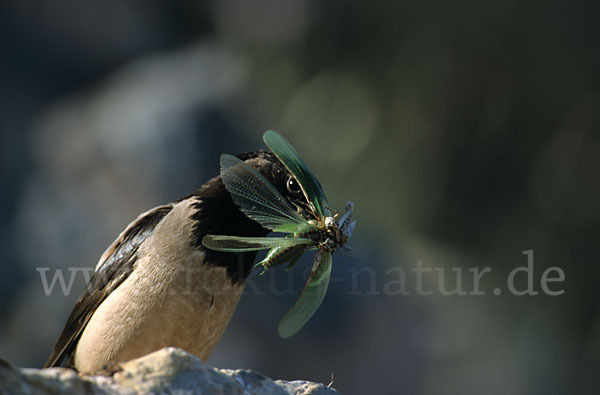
[0,347,338,395]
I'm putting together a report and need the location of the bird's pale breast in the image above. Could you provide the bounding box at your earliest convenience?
[74,199,244,373]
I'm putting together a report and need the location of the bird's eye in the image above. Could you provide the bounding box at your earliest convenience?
[286,176,301,194]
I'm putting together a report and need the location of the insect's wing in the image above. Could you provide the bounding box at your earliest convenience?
[202,235,312,252]
[277,250,332,338]
[263,131,330,218]
[221,154,315,233]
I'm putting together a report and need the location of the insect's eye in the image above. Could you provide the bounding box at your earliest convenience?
[286,176,302,194]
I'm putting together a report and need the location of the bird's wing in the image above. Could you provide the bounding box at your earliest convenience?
[44,204,174,368]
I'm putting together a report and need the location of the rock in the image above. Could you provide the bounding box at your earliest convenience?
[0,348,338,394]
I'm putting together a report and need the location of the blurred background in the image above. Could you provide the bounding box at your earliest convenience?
[1,1,599,394]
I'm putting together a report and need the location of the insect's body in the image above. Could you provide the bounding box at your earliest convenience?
[259,244,306,271]
[259,202,355,270]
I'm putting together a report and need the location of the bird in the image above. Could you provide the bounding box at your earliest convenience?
[44,149,313,373]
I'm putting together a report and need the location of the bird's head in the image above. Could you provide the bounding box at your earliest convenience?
[236,150,318,222]
[190,150,317,283]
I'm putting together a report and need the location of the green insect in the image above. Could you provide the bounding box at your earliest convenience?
[202,130,356,338]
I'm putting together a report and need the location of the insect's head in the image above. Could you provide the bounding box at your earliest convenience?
[319,201,356,252]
